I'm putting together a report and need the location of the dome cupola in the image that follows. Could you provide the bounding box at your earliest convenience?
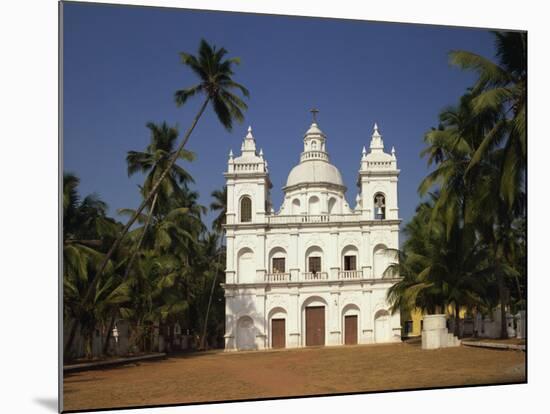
[284,110,345,192]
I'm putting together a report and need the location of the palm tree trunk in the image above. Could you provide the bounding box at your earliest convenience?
[102,192,159,356]
[123,192,159,280]
[454,304,461,338]
[65,97,210,356]
[200,238,223,350]
[102,316,116,355]
[498,274,508,339]
[64,321,79,363]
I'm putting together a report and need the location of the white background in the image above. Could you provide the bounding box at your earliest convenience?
[1,0,547,413]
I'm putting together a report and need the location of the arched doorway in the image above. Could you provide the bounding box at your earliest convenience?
[302,297,327,346]
[237,316,255,350]
[342,304,360,345]
[237,248,255,283]
[269,307,287,349]
[374,309,391,343]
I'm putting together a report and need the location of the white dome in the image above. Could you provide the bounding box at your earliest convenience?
[285,160,345,189]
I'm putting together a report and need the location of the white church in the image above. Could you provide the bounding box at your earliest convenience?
[222,113,401,351]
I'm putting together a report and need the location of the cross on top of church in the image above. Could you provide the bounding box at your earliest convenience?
[310,108,319,123]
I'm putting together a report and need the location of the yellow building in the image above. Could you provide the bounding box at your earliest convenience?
[403,306,468,337]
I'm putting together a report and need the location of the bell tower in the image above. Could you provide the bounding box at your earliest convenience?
[225,126,272,226]
[358,123,399,220]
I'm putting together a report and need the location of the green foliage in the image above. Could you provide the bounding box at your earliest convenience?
[389,31,526,338]
[175,39,249,131]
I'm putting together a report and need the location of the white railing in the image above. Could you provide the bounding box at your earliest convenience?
[267,214,360,225]
[265,272,291,282]
[302,272,329,281]
[300,151,329,162]
[230,162,264,172]
[338,270,363,280]
[365,160,394,169]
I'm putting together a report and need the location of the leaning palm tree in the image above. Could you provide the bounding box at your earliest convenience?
[451,31,526,208]
[66,39,249,356]
[123,122,195,276]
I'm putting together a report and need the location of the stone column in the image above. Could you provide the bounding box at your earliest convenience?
[361,229,372,278]
[255,292,267,350]
[224,290,236,351]
[361,288,373,343]
[226,182,235,219]
[256,232,266,283]
[321,191,329,214]
[289,289,300,348]
[256,181,266,223]
[225,233,235,284]
[329,230,339,280]
[289,231,300,281]
[329,291,341,345]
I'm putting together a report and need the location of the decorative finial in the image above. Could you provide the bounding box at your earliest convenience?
[229,149,233,159]
[374,122,379,134]
[362,146,366,156]
[259,148,263,157]
[246,125,254,139]
[310,108,319,123]
[391,146,395,155]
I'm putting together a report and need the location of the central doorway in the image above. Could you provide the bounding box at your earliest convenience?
[305,306,325,346]
[344,315,358,345]
[271,318,286,349]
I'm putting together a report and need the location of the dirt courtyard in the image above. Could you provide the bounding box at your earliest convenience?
[63,342,526,412]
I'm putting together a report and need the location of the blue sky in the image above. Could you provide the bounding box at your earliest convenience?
[62,2,496,235]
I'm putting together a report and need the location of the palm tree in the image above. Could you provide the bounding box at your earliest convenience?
[450,31,526,208]
[198,185,228,349]
[447,31,527,337]
[210,186,227,234]
[387,196,489,337]
[123,122,195,277]
[66,39,249,354]
[63,173,127,359]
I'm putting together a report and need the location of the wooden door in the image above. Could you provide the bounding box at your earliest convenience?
[306,306,325,346]
[344,315,358,345]
[272,319,286,349]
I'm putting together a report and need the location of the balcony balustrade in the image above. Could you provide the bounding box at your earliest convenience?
[267,213,360,225]
[264,272,291,282]
[338,270,363,280]
[302,271,329,281]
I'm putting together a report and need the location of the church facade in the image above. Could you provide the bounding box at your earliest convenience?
[222,116,401,351]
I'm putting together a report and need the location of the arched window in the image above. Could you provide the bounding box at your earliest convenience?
[311,140,318,150]
[269,247,287,274]
[305,246,323,274]
[292,198,301,214]
[328,197,337,215]
[240,196,252,222]
[374,193,386,219]
[308,195,320,215]
[342,245,359,271]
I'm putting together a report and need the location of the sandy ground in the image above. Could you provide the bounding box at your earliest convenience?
[63,342,526,412]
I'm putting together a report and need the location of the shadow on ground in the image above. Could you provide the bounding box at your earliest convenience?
[34,397,58,412]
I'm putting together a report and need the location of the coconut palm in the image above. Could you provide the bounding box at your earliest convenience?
[387,195,489,337]
[210,186,227,234]
[450,31,526,208]
[65,39,250,354]
[63,173,127,359]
